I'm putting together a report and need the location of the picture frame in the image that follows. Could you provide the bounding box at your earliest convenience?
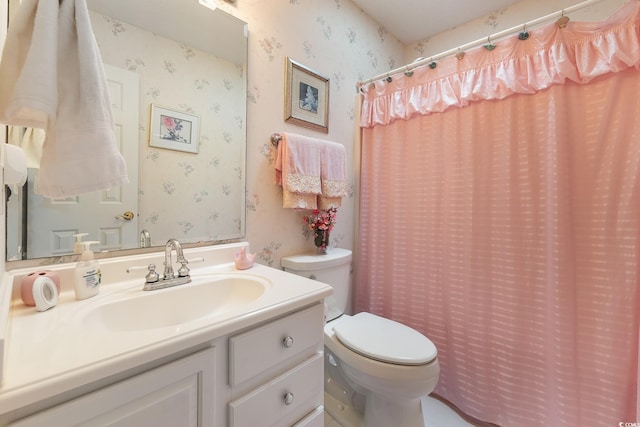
[284,57,329,133]
[149,104,200,153]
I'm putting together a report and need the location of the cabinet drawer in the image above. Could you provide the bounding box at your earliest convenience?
[229,303,323,387]
[228,353,323,427]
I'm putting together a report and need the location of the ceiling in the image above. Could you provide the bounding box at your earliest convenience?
[86,0,247,65]
[352,0,524,44]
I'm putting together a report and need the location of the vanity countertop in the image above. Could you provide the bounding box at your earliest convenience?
[0,242,332,415]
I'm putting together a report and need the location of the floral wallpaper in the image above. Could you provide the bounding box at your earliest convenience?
[211,0,627,270]
[0,0,625,273]
[216,0,405,267]
[90,11,246,246]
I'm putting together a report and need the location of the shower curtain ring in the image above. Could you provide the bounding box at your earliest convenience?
[518,23,530,40]
[455,48,465,60]
[556,10,570,28]
[385,73,392,83]
[428,57,437,69]
[404,66,413,77]
[484,35,496,51]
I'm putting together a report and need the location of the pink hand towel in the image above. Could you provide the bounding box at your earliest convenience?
[319,140,348,209]
[274,132,323,209]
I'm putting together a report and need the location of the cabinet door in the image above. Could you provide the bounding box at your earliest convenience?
[10,347,215,427]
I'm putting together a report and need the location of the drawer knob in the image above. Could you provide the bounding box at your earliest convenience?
[284,392,295,405]
[283,336,294,348]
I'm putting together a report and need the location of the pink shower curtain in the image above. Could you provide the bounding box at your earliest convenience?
[356,2,640,426]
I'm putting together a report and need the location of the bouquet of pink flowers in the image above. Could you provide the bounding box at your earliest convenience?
[303,207,337,232]
[303,208,337,253]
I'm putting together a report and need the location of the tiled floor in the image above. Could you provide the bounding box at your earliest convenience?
[323,395,476,427]
[324,413,343,427]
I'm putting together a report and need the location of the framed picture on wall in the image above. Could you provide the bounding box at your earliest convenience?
[284,57,329,133]
[149,104,200,153]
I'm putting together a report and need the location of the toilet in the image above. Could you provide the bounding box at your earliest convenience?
[281,248,439,427]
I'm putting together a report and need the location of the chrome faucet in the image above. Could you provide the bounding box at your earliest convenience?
[143,239,191,291]
[164,238,189,279]
[139,229,151,248]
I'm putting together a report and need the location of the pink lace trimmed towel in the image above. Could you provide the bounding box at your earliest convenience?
[275,132,347,209]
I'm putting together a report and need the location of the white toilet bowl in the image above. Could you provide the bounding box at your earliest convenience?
[280,249,440,426]
[324,312,440,427]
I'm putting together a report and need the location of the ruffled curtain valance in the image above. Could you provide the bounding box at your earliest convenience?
[360,0,640,128]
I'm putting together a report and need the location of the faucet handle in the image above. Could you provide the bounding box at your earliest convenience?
[177,260,190,278]
[145,264,160,283]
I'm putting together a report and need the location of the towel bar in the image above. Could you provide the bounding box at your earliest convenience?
[271,133,282,146]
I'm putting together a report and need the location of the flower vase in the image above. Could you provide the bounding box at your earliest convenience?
[314,229,329,254]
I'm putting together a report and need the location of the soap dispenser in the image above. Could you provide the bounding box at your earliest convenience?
[73,233,89,254]
[74,241,102,300]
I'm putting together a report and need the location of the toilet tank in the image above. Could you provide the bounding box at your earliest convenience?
[281,248,352,321]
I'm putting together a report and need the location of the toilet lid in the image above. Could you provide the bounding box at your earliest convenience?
[332,312,437,365]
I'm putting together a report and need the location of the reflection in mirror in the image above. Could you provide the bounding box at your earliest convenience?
[6,0,248,263]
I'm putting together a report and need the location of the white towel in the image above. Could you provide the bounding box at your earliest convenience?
[0,0,128,198]
[0,0,57,128]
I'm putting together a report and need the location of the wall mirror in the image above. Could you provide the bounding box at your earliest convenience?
[6,0,248,264]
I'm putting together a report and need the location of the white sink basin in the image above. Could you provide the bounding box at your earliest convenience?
[82,274,269,331]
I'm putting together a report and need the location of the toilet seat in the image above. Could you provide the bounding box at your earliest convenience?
[332,312,437,366]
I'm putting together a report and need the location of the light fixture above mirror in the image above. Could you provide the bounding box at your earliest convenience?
[199,0,217,11]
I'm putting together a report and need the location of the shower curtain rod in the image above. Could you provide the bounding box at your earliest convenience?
[356,0,605,90]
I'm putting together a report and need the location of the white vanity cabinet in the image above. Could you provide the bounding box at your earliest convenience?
[228,303,325,427]
[4,303,325,427]
[8,347,217,427]
[0,245,333,427]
